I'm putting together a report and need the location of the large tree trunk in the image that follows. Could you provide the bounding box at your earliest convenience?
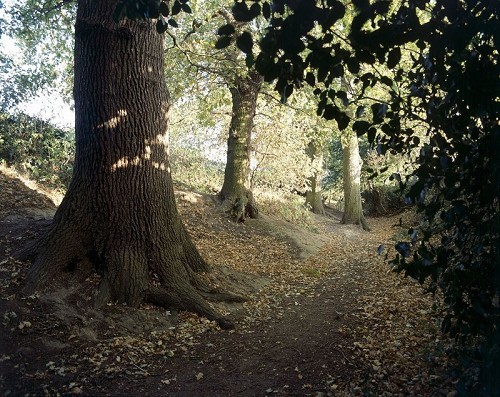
[22,0,240,329]
[305,140,326,216]
[219,72,262,222]
[341,131,370,231]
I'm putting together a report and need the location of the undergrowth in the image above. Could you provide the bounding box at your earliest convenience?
[0,112,74,191]
[254,189,316,230]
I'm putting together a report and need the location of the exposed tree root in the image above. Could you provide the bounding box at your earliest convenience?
[190,274,248,303]
[219,189,258,222]
[21,221,247,330]
[360,217,371,232]
[146,285,235,330]
[22,220,90,296]
[341,216,371,232]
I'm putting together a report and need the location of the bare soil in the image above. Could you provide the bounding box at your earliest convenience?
[0,170,459,396]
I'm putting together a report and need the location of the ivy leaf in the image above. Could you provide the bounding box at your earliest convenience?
[353,120,370,136]
[156,17,169,34]
[236,32,253,54]
[262,2,271,19]
[335,111,350,130]
[336,90,348,107]
[367,127,376,144]
[355,105,365,118]
[215,36,232,49]
[380,76,393,87]
[322,104,338,120]
[305,72,315,87]
[395,242,410,258]
[346,57,360,74]
[159,1,169,17]
[371,103,388,123]
[329,1,346,23]
[232,2,255,22]
[218,24,235,36]
[250,3,261,18]
[387,47,401,69]
[181,3,191,13]
[168,18,178,28]
[171,0,181,16]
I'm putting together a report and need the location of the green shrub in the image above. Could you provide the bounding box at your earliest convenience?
[169,146,224,193]
[0,112,74,189]
[255,188,316,230]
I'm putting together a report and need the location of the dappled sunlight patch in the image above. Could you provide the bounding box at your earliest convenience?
[96,109,128,130]
[175,190,203,204]
[0,164,64,206]
[151,161,167,171]
[111,155,142,171]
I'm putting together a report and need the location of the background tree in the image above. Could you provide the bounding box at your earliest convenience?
[341,129,369,230]
[304,138,326,216]
[340,76,369,230]
[24,0,241,330]
[161,3,265,221]
[219,69,262,220]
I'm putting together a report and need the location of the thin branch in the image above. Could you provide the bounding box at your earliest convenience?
[34,0,75,15]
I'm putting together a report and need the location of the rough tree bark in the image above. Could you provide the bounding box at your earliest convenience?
[341,130,370,231]
[22,0,241,329]
[219,71,262,222]
[305,140,326,216]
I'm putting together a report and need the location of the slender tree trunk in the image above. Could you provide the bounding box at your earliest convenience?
[219,71,262,222]
[341,131,370,231]
[22,0,241,329]
[305,140,326,216]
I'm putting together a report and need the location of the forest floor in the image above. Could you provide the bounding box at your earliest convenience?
[0,168,464,396]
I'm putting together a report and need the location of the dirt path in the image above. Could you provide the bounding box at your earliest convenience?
[88,270,363,397]
[0,170,458,396]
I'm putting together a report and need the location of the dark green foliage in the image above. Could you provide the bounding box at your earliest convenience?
[114,0,189,32]
[236,31,253,54]
[0,113,74,189]
[361,184,403,216]
[381,1,499,354]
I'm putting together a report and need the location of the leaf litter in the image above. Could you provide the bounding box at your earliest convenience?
[0,171,463,396]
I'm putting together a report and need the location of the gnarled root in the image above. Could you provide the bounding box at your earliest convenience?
[22,221,90,296]
[146,285,235,330]
[219,189,258,222]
